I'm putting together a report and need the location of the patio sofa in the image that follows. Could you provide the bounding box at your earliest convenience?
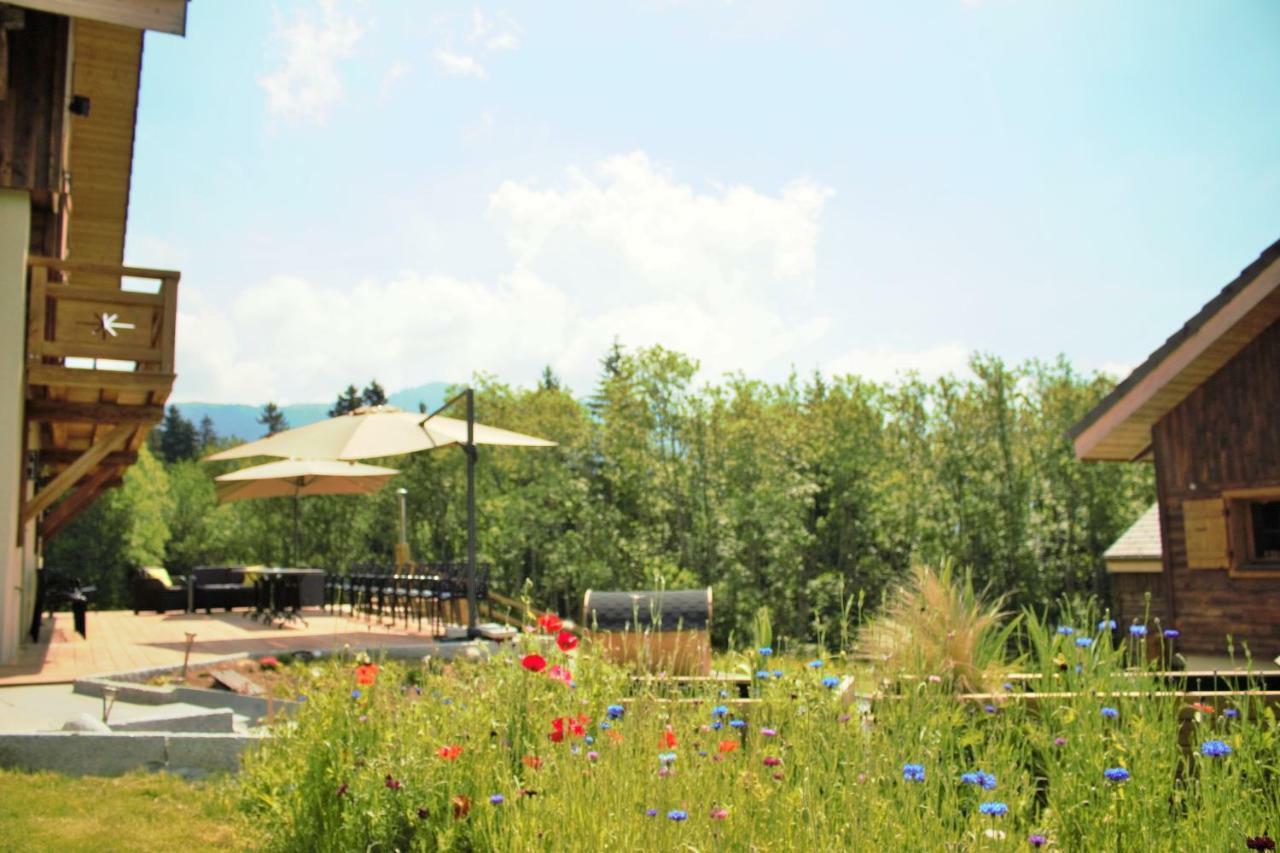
[192,565,258,612]
[130,566,188,614]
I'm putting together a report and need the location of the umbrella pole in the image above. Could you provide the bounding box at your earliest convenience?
[465,388,480,638]
[292,491,300,566]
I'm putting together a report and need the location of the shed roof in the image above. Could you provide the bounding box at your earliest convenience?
[1069,237,1280,461]
[1104,503,1163,561]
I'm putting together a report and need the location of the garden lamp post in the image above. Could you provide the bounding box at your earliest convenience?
[395,487,410,568]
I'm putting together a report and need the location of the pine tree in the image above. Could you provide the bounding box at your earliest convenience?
[539,365,561,392]
[197,415,219,451]
[361,379,388,408]
[157,405,198,462]
[257,402,289,436]
[329,385,362,417]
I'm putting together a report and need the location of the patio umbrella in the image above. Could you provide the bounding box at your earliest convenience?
[205,393,557,636]
[215,458,400,564]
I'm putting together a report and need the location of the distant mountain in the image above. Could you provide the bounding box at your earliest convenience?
[173,382,453,442]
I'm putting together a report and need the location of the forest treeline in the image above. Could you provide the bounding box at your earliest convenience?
[47,345,1154,645]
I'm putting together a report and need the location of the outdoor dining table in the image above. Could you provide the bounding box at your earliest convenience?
[243,567,324,627]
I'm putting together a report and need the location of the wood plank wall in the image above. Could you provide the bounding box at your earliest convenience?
[65,18,142,286]
[1151,316,1280,656]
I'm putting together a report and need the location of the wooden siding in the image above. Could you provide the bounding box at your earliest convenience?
[1110,572,1167,629]
[65,18,141,286]
[1152,316,1280,656]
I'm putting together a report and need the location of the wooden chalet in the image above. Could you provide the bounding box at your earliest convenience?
[1070,237,1280,658]
[0,0,187,664]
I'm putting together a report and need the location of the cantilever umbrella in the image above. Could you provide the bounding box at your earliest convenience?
[215,458,400,564]
[205,394,557,635]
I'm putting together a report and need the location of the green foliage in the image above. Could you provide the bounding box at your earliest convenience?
[156,404,199,462]
[257,401,289,437]
[49,346,1153,640]
[329,384,363,417]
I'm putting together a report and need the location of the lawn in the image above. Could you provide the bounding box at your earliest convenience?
[0,769,257,852]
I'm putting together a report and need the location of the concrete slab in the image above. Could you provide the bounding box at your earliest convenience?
[0,684,231,732]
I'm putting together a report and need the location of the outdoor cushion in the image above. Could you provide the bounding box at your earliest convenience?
[141,566,175,588]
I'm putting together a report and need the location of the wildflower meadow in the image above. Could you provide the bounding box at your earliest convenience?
[238,598,1280,852]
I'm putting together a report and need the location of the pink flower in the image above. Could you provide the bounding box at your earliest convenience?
[546,664,573,685]
[763,756,782,767]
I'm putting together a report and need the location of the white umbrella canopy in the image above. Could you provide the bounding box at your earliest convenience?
[214,458,400,565]
[205,406,556,462]
[214,458,400,502]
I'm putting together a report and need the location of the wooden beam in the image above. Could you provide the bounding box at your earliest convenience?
[27,363,175,392]
[44,283,165,306]
[27,255,180,281]
[20,422,132,525]
[40,448,136,467]
[26,399,163,423]
[8,1,187,36]
[38,463,118,541]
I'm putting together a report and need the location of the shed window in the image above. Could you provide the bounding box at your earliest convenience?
[1251,501,1280,563]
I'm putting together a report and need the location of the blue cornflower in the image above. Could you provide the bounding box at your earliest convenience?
[606,704,625,719]
[1002,682,1014,691]
[756,670,770,679]
[600,722,611,730]
[1101,707,1119,719]
[489,794,504,805]
[772,669,783,679]
[984,704,998,714]
[658,752,677,764]
[822,676,840,688]
[296,694,307,702]
[646,808,657,817]
[1163,628,1180,639]
[667,810,688,821]
[960,770,997,790]
[585,735,595,745]
[351,689,361,699]
[729,719,747,729]
[1098,619,1117,631]
[1104,767,1130,783]
[1200,739,1232,758]
[1129,624,1148,638]
[758,647,773,656]
[978,801,1008,817]
[808,659,824,668]
[1057,626,1074,636]
[902,763,925,782]
[711,720,723,730]
[712,705,729,717]
[1225,708,1240,719]
[1075,637,1093,648]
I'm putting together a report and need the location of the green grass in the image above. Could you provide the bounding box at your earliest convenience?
[233,618,1280,852]
[0,769,258,852]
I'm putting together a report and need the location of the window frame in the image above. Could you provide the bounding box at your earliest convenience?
[1224,486,1280,578]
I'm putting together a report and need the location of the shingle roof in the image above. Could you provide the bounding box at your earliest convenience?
[1104,503,1162,560]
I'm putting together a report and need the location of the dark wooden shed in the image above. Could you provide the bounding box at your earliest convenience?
[1070,237,1280,659]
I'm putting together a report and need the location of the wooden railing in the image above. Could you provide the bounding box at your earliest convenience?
[25,256,179,383]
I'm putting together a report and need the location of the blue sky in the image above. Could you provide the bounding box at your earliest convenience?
[125,0,1280,404]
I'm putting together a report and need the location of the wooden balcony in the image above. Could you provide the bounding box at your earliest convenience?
[22,257,180,540]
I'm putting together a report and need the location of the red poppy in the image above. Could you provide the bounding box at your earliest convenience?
[537,613,564,634]
[718,739,739,754]
[355,664,379,686]
[451,795,471,819]
[556,630,578,652]
[436,744,463,761]
[549,714,589,742]
[660,726,677,749]
[546,664,573,685]
[258,656,280,671]
[521,654,547,673]
[1191,702,1215,714]
[522,755,543,770]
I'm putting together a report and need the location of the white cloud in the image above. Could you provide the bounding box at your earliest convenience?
[378,60,411,100]
[433,49,487,79]
[824,344,972,383]
[470,9,520,51]
[259,0,362,123]
[173,153,835,403]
